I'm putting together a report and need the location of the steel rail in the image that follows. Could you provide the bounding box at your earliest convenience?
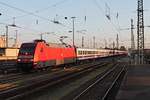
[72,64,121,100]
[101,65,126,100]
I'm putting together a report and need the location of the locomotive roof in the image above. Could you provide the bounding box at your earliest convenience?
[22,41,73,48]
[33,39,72,48]
[47,43,68,48]
[21,40,71,48]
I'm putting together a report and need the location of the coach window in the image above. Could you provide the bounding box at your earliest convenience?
[79,51,82,55]
[90,51,92,54]
[80,51,82,55]
[96,51,98,54]
[92,51,94,54]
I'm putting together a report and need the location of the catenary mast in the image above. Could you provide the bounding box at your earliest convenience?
[137,0,144,64]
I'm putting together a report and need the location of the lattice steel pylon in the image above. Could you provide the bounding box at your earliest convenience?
[137,0,144,64]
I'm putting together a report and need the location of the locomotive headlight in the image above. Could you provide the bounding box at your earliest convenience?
[17,59,21,62]
[34,62,37,65]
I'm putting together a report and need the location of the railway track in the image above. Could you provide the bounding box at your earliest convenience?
[0,67,69,92]
[0,61,109,100]
[70,63,126,100]
[0,61,103,84]
[0,68,61,84]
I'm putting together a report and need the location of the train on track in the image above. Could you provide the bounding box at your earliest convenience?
[17,40,127,71]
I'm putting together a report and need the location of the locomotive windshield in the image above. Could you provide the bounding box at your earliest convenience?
[19,43,36,55]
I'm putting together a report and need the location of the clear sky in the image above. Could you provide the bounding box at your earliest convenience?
[0,0,150,48]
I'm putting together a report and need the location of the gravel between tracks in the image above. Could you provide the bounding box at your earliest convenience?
[21,63,113,100]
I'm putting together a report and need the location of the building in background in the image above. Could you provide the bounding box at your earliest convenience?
[0,36,5,48]
[0,48,19,60]
[0,36,19,60]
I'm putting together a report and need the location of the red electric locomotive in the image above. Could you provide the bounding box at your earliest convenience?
[17,40,76,71]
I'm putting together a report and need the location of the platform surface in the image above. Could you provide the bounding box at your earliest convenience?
[116,64,150,100]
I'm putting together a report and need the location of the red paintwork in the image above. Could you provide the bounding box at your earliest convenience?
[34,42,76,61]
[17,40,76,69]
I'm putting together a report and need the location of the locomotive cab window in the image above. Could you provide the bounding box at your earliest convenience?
[19,44,36,55]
